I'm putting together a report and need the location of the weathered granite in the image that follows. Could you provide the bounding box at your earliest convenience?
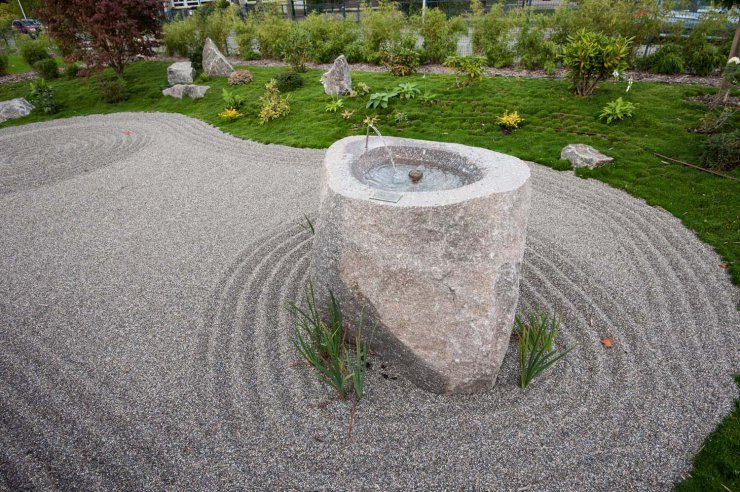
[321,55,352,96]
[202,38,233,77]
[0,98,34,123]
[312,136,532,394]
[561,143,613,169]
[167,61,195,85]
[162,84,209,99]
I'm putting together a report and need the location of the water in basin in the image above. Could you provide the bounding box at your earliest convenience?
[362,163,468,192]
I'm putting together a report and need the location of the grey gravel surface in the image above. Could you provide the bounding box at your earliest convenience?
[0,112,738,491]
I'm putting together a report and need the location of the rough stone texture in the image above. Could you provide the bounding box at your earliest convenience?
[167,61,196,85]
[312,136,532,394]
[320,55,352,96]
[560,143,614,169]
[202,38,234,77]
[0,98,33,123]
[162,84,209,99]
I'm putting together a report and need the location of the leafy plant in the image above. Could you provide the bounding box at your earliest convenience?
[19,40,51,67]
[222,88,245,109]
[275,71,304,92]
[515,14,557,73]
[355,82,371,96]
[470,2,514,68]
[28,79,58,114]
[218,107,243,122]
[394,82,420,100]
[497,110,523,133]
[598,97,636,124]
[279,24,311,72]
[33,58,59,79]
[700,130,740,172]
[560,29,632,96]
[418,88,439,105]
[325,98,344,113]
[287,280,367,401]
[341,110,354,120]
[379,44,420,77]
[366,92,395,109]
[258,79,291,125]
[64,63,80,79]
[514,311,574,389]
[411,9,465,64]
[302,12,361,63]
[363,115,379,127]
[444,55,486,87]
[98,76,128,104]
[393,111,408,124]
[360,0,406,59]
[189,42,204,73]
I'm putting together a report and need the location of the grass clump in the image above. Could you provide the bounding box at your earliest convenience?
[287,280,367,402]
[515,311,574,389]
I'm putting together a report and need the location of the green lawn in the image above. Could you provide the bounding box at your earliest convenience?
[0,60,738,489]
[5,53,64,75]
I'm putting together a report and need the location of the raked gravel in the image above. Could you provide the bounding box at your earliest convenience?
[0,113,737,491]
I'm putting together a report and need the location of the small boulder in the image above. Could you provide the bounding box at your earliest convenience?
[202,38,234,77]
[321,55,352,96]
[228,69,253,86]
[162,84,210,100]
[560,144,613,169]
[0,98,34,123]
[167,61,195,85]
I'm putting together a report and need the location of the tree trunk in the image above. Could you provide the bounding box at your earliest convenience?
[715,18,740,105]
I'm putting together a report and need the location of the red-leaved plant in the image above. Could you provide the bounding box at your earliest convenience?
[40,0,161,77]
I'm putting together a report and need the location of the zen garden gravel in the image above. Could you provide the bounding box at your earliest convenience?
[0,112,737,490]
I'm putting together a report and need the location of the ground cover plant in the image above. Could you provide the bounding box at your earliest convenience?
[0,61,737,486]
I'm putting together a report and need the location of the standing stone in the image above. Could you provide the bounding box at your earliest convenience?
[0,98,34,123]
[167,61,196,85]
[162,84,210,99]
[202,38,234,77]
[321,55,352,96]
[560,144,614,169]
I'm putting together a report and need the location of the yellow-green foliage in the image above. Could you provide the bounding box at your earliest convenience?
[163,16,200,57]
[411,9,465,64]
[163,5,238,57]
[218,107,243,122]
[258,79,290,125]
[360,0,406,59]
[497,110,523,130]
[470,3,515,68]
[302,12,361,63]
[251,6,292,59]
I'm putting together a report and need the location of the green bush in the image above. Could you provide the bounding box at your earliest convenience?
[279,24,311,72]
[33,58,59,79]
[701,130,739,172]
[163,16,200,57]
[412,9,465,64]
[444,55,486,86]
[685,42,724,76]
[234,16,260,61]
[252,6,292,59]
[222,87,245,109]
[188,42,205,74]
[598,97,636,124]
[636,44,685,74]
[258,79,291,125]
[28,79,58,114]
[19,41,51,67]
[0,52,7,76]
[203,5,238,56]
[99,76,129,104]
[379,43,420,76]
[470,3,514,68]
[64,63,80,79]
[515,13,557,73]
[360,0,406,61]
[560,29,632,96]
[275,71,304,92]
[303,12,361,64]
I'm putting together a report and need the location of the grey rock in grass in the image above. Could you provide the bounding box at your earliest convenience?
[167,61,196,85]
[561,143,614,169]
[162,84,209,100]
[321,55,352,96]
[202,38,234,77]
[312,136,531,394]
[0,98,34,123]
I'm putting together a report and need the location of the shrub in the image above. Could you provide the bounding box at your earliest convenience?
[497,110,523,133]
[470,3,514,68]
[163,15,199,57]
[303,12,361,63]
[188,43,204,74]
[599,97,636,124]
[218,107,243,122]
[394,82,420,100]
[515,311,574,389]
[203,5,238,56]
[636,44,685,74]
[444,55,486,86]
[366,92,395,109]
[19,41,51,67]
[279,24,311,72]
[360,0,405,61]
[275,71,304,92]
[258,79,291,125]
[0,52,7,76]
[380,44,420,76]
[700,130,739,172]
[33,58,59,79]
[64,63,80,79]
[411,9,465,64]
[28,79,58,114]
[228,69,253,85]
[234,16,260,61]
[252,6,292,59]
[515,13,557,73]
[99,76,128,103]
[560,29,632,96]
[287,280,367,402]
[685,42,724,77]
[222,88,245,109]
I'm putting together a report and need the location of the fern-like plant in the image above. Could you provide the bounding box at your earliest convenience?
[515,311,574,389]
[325,98,344,113]
[598,97,636,124]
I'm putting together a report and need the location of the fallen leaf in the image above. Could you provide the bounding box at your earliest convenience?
[601,337,614,349]
[720,262,728,270]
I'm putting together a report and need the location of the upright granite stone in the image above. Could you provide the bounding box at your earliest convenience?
[312,136,532,394]
[162,84,209,99]
[0,98,34,123]
[202,38,234,77]
[321,55,352,96]
[561,144,613,169]
[167,61,195,85]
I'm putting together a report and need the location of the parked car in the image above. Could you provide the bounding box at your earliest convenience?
[11,19,43,37]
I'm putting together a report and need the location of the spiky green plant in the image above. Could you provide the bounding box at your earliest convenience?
[515,311,575,389]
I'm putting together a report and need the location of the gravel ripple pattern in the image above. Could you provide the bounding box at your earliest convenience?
[0,113,737,491]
